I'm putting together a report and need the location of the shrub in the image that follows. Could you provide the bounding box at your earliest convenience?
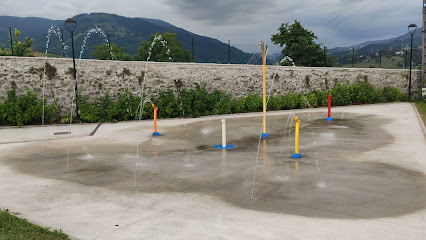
[192,86,209,116]
[281,92,298,109]
[0,89,57,126]
[157,87,180,118]
[382,86,406,102]
[233,95,246,113]
[316,90,331,107]
[331,83,352,106]
[179,88,195,117]
[298,94,310,109]
[116,90,140,121]
[306,92,319,108]
[209,90,233,115]
[351,82,381,104]
[1,81,411,127]
[1,89,23,126]
[76,93,98,123]
[244,92,262,112]
[267,93,284,111]
[95,91,117,122]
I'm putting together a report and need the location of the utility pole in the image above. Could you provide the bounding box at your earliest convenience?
[228,40,231,64]
[423,0,426,88]
[192,38,194,62]
[405,50,408,69]
[9,27,14,55]
[352,47,355,67]
[324,46,327,67]
[379,49,382,68]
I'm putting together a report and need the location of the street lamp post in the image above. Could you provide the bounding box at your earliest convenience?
[408,24,417,101]
[65,18,78,118]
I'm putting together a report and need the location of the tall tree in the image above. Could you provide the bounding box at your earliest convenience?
[91,43,131,61]
[271,20,335,67]
[137,31,191,62]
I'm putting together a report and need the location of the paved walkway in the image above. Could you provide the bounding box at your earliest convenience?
[0,103,425,240]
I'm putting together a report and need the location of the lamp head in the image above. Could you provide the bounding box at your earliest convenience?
[408,24,417,35]
[65,18,77,33]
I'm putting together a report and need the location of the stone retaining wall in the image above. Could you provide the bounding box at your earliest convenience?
[0,56,422,114]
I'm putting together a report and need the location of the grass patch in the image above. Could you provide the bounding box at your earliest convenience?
[415,101,426,126]
[0,209,69,240]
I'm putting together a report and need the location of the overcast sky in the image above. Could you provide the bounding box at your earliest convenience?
[0,0,422,53]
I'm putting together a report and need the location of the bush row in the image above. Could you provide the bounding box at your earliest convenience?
[0,82,407,126]
[0,89,57,126]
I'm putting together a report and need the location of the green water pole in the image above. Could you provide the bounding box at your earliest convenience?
[9,27,14,55]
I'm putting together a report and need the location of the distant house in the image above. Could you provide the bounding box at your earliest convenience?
[395,51,404,55]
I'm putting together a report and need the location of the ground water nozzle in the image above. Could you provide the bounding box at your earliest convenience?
[261,41,269,139]
[292,117,302,159]
[152,104,160,136]
[326,94,333,122]
[213,119,235,149]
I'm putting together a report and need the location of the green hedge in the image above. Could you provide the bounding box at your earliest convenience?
[0,82,408,126]
[0,89,57,126]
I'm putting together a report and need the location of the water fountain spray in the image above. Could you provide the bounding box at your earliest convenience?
[41,25,69,155]
[79,27,114,60]
[134,35,174,187]
[279,56,296,66]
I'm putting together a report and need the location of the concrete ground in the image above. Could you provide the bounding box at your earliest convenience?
[0,103,425,240]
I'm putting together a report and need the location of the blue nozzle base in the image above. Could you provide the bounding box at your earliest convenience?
[292,153,302,159]
[325,117,333,122]
[261,133,269,139]
[213,144,236,150]
[152,132,160,136]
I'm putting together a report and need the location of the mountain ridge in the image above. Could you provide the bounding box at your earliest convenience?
[0,13,254,63]
[0,12,422,66]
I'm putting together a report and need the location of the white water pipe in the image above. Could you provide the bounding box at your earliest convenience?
[222,119,226,148]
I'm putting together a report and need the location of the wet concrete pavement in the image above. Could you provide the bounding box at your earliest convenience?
[1,103,426,239]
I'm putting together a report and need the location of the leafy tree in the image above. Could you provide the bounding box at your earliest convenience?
[137,31,191,62]
[91,43,132,60]
[271,20,335,67]
[12,28,33,57]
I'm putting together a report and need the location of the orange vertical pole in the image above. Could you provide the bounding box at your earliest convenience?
[152,104,160,136]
